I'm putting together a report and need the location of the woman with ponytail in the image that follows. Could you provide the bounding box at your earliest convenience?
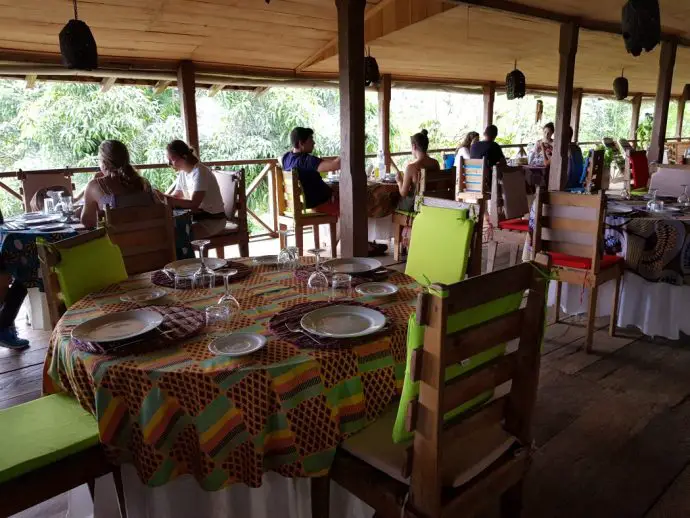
[81,140,157,228]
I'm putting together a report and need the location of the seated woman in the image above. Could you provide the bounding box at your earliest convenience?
[164,140,226,239]
[529,122,555,166]
[81,140,157,228]
[396,129,440,212]
[455,131,479,179]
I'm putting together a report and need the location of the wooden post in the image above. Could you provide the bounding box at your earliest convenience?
[648,40,677,164]
[676,92,687,138]
[177,60,200,154]
[571,88,583,143]
[550,23,579,192]
[483,82,496,128]
[378,74,392,173]
[630,94,642,144]
[336,0,368,258]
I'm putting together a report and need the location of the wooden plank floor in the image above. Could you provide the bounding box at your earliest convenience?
[5,242,690,517]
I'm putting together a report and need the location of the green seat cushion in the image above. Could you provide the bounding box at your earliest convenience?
[394,209,416,218]
[51,235,127,308]
[0,394,99,484]
[405,204,473,285]
[392,292,523,443]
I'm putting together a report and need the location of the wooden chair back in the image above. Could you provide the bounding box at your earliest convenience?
[532,188,606,274]
[18,171,74,212]
[37,228,107,328]
[105,203,176,275]
[455,158,489,202]
[629,150,650,189]
[212,168,248,232]
[419,168,455,200]
[585,149,606,192]
[649,165,690,197]
[489,165,529,226]
[408,259,549,516]
[275,167,306,218]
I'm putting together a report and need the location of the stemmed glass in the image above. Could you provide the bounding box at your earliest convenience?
[217,268,240,314]
[191,239,212,274]
[647,189,664,212]
[678,185,690,207]
[307,248,329,291]
[191,239,214,289]
[620,176,631,200]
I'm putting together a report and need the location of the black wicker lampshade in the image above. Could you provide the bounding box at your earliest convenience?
[622,0,661,57]
[613,76,629,100]
[59,0,98,70]
[506,68,526,100]
[364,55,380,87]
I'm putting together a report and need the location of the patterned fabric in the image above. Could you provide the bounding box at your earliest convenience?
[330,182,400,218]
[151,261,252,289]
[44,258,419,489]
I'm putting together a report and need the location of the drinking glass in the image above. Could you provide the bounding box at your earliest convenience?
[217,269,240,314]
[43,198,54,215]
[620,177,631,200]
[174,271,195,290]
[191,239,212,276]
[647,189,663,212]
[194,269,216,289]
[678,185,690,207]
[307,248,329,291]
[330,273,352,301]
[205,305,230,328]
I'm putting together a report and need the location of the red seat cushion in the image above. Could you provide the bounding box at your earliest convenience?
[549,252,623,270]
[497,218,529,232]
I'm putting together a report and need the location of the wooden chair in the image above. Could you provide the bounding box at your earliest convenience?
[311,259,550,518]
[629,150,650,190]
[487,165,530,273]
[456,157,490,277]
[392,168,455,261]
[584,149,606,192]
[205,169,249,258]
[275,167,337,257]
[18,170,74,212]
[532,188,624,352]
[105,203,176,276]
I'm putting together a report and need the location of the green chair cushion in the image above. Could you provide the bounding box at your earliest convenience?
[0,394,99,484]
[52,234,128,308]
[392,292,523,443]
[405,204,473,285]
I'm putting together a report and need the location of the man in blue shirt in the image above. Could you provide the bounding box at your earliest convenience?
[470,125,507,168]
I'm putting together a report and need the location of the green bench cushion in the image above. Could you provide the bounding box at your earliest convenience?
[0,394,99,484]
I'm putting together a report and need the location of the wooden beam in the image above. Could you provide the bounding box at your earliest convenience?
[177,60,200,155]
[100,76,117,93]
[676,87,689,138]
[378,74,392,174]
[550,23,579,192]
[571,88,583,143]
[153,80,171,95]
[25,74,36,89]
[208,84,225,97]
[254,86,269,97]
[336,0,368,258]
[298,0,455,71]
[630,93,642,142]
[648,40,677,164]
[483,82,496,128]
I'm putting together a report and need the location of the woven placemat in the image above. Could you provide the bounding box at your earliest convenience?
[267,300,393,350]
[151,261,252,289]
[71,305,205,355]
[293,265,390,287]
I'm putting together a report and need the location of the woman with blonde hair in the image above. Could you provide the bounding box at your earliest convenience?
[455,131,480,179]
[81,140,156,228]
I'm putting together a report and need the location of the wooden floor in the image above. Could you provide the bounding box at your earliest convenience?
[4,240,690,517]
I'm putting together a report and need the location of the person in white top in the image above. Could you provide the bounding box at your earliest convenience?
[455,131,479,177]
[165,140,227,239]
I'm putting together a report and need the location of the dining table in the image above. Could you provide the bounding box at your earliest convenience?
[43,257,419,498]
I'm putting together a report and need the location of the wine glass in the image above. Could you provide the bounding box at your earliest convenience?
[193,269,215,289]
[647,189,663,212]
[307,248,329,291]
[191,239,212,275]
[678,185,690,207]
[217,268,240,313]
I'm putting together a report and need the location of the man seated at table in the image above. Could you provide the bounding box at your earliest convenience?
[281,127,341,217]
[470,124,507,168]
[0,270,28,349]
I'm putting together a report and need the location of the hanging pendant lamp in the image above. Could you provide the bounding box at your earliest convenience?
[506,60,526,100]
[59,0,98,70]
[622,0,661,57]
[613,68,629,100]
[364,47,380,87]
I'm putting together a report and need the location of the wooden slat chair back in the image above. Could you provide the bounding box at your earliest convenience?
[321,260,550,518]
[205,169,249,258]
[455,157,490,277]
[486,166,530,273]
[419,167,456,200]
[532,188,624,351]
[275,166,337,257]
[18,171,74,212]
[105,203,176,276]
[585,149,606,192]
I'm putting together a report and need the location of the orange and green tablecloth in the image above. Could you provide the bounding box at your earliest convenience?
[44,258,418,489]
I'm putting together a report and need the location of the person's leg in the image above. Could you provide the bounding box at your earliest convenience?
[0,278,29,349]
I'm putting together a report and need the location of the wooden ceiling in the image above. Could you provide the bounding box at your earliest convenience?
[0,0,688,95]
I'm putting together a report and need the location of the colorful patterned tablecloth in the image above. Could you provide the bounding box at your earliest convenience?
[44,258,419,489]
[330,181,400,218]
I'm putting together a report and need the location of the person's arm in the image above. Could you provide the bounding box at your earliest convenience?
[80,180,101,229]
[165,191,205,210]
[397,164,415,197]
[316,157,341,173]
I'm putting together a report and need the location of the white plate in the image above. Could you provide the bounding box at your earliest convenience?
[165,257,226,276]
[252,255,279,266]
[34,222,68,232]
[323,257,382,274]
[71,309,164,343]
[22,215,62,226]
[120,288,168,303]
[301,305,386,338]
[208,333,267,356]
[355,282,399,297]
[21,212,46,220]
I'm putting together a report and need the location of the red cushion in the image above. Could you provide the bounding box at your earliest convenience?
[549,252,623,270]
[497,218,529,232]
[629,151,649,190]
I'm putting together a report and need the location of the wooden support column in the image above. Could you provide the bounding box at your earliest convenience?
[550,23,579,192]
[336,0,368,258]
[378,74,392,173]
[177,60,200,154]
[571,88,583,143]
[630,94,642,143]
[648,40,677,164]
[676,89,688,138]
[483,82,496,128]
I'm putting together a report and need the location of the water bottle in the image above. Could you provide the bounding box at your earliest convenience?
[377,149,386,179]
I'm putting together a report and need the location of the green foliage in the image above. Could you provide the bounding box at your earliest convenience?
[637,113,654,151]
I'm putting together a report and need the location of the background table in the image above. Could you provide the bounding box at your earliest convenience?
[45,259,419,490]
[329,181,400,218]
